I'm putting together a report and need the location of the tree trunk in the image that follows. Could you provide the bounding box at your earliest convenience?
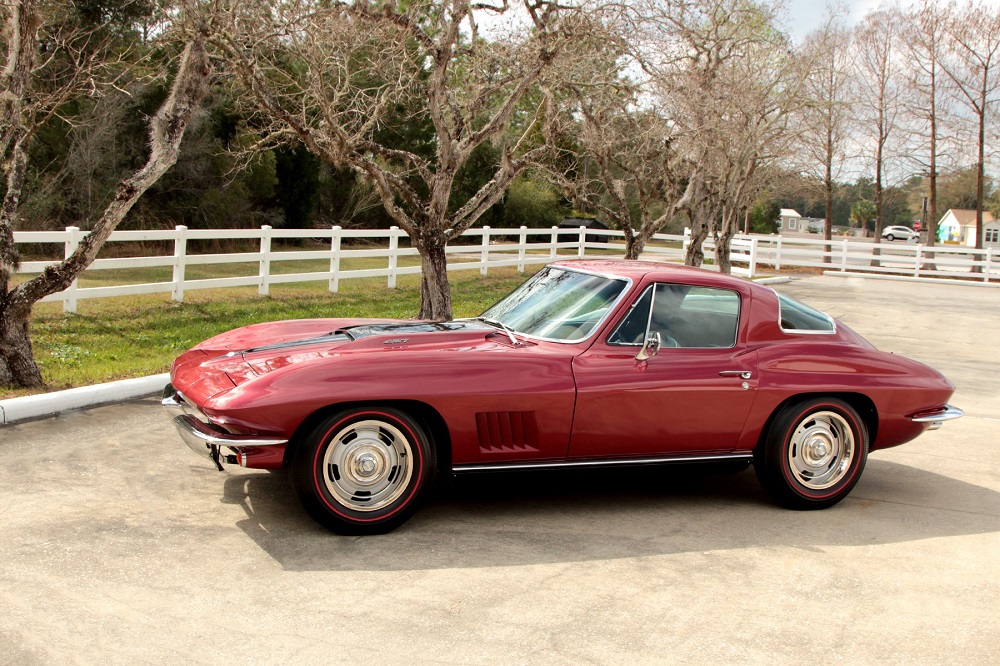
[823,144,833,263]
[624,229,643,260]
[975,114,985,251]
[872,145,883,266]
[0,300,41,387]
[685,209,709,267]
[416,236,453,321]
[716,211,736,274]
[0,30,212,389]
[924,91,937,271]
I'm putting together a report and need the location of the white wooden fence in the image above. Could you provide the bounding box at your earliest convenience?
[11,225,998,313]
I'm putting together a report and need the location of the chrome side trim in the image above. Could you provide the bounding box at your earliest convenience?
[911,404,964,430]
[451,452,753,474]
[172,414,288,447]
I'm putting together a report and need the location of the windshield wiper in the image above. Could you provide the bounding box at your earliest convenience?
[457,317,521,346]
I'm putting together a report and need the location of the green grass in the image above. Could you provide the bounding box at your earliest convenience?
[4,266,530,400]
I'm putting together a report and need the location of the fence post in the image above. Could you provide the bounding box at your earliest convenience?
[329,225,342,293]
[550,226,559,258]
[984,247,993,283]
[914,245,922,278]
[682,227,690,256]
[480,226,491,276]
[841,239,849,272]
[63,226,81,314]
[388,226,400,288]
[774,236,782,271]
[258,225,272,296]
[518,226,527,272]
[578,226,586,257]
[172,225,188,303]
[748,237,758,278]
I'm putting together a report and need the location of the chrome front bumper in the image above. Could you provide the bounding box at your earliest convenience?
[162,384,287,470]
[910,404,964,431]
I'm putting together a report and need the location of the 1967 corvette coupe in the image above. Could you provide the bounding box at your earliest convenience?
[163,259,962,534]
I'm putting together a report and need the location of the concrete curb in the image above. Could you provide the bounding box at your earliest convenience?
[0,373,170,425]
[823,270,1000,287]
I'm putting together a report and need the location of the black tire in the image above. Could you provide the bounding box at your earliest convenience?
[886,234,895,241]
[290,407,435,535]
[754,397,868,510]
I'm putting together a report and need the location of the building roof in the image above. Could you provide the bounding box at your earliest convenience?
[558,217,609,229]
[941,209,996,226]
[779,209,801,218]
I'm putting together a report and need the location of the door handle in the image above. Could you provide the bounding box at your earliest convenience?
[719,370,752,380]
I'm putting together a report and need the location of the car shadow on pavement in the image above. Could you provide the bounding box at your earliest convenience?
[220,459,1000,572]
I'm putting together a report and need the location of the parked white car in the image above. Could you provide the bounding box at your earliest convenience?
[882,226,919,242]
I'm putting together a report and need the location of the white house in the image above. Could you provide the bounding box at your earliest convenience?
[779,209,801,233]
[936,209,999,248]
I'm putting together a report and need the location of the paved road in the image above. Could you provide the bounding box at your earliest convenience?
[1,276,998,664]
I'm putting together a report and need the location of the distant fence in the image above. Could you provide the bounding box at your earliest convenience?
[12,225,999,312]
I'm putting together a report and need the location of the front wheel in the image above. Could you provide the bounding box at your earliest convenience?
[754,398,868,510]
[886,234,895,241]
[290,407,435,535]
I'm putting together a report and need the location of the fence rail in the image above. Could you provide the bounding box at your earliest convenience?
[12,225,998,312]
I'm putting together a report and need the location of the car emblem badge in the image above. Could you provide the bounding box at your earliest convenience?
[383,338,409,345]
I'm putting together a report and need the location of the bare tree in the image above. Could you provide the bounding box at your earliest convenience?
[900,0,954,251]
[853,8,906,246]
[940,1,1000,250]
[541,67,695,260]
[0,3,213,388]
[797,14,854,256]
[218,0,592,320]
[629,0,809,271]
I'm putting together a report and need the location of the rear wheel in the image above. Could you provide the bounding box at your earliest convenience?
[754,398,868,510]
[290,407,435,535]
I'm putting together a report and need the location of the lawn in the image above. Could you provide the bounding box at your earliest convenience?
[3,266,531,400]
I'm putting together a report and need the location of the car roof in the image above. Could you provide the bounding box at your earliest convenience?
[548,259,754,289]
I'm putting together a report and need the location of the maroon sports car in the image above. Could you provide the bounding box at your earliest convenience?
[163,260,962,534]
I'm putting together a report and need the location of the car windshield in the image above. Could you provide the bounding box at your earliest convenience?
[480,266,628,342]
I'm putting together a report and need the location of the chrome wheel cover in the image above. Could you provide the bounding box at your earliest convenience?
[787,410,855,490]
[322,419,414,512]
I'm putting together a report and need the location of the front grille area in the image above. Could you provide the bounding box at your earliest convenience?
[475,411,539,453]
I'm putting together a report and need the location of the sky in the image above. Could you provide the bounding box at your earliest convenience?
[781,0,889,41]
[781,0,1000,42]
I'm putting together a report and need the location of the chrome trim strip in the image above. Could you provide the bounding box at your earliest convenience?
[172,414,287,451]
[911,404,964,430]
[452,452,753,474]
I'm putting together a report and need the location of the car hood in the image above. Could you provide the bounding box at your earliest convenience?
[171,318,513,401]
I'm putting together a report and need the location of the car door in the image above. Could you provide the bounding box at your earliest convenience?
[568,281,759,458]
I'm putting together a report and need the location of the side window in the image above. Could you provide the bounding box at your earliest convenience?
[609,284,740,348]
[607,286,652,345]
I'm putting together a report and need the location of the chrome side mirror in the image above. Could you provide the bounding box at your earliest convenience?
[635,331,661,361]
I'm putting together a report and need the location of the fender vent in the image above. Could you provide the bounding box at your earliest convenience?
[475,411,539,452]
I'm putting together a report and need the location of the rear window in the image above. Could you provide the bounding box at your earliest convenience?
[776,292,835,333]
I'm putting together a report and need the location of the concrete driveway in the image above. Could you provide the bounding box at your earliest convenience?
[1,275,998,664]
